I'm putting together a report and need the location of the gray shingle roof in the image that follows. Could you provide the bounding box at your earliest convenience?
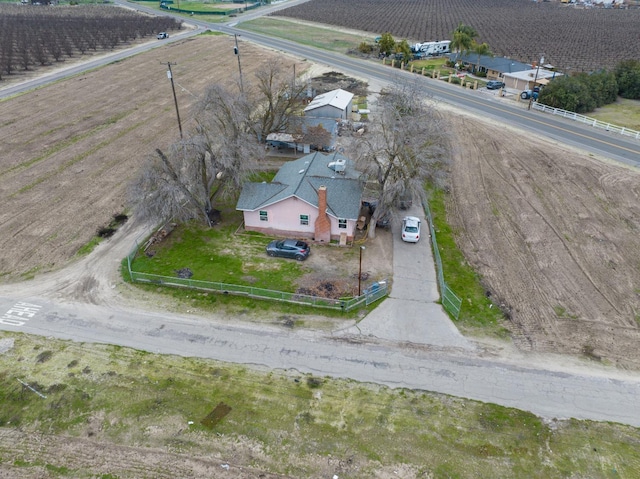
[236,152,363,220]
[449,53,531,74]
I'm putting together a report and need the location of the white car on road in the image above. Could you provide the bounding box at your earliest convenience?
[401,216,421,243]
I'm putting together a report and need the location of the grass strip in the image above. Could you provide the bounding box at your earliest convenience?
[239,17,371,53]
[428,188,509,338]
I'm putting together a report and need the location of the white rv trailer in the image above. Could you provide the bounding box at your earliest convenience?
[410,40,451,56]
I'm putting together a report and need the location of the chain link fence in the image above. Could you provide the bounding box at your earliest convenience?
[126,239,387,312]
[423,201,462,319]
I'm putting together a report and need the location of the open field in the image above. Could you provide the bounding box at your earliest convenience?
[273,0,640,72]
[444,110,640,368]
[590,98,640,131]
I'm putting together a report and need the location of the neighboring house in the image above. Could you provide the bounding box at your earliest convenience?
[449,53,531,80]
[304,88,354,120]
[502,68,563,91]
[236,152,363,243]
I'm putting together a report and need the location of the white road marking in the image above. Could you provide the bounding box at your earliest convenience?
[0,301,42,326]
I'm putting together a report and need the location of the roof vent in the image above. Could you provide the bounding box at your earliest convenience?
[328,159,346,172]
[299,169,305,174]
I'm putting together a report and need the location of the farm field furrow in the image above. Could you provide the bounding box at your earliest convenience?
[445,110,640,367]
[0,35,304,280]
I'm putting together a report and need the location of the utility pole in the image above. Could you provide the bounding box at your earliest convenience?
[528,54,544,111]
[358,245,366,296]
[162,62,183,139]
[234,34,244,94]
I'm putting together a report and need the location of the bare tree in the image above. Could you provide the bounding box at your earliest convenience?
[246,62,308,142]
[129,62,313,227]
[352,77,449,238]
[130,144,211,226]
[129,83,263,227]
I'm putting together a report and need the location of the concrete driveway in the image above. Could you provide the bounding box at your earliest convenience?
[343,204,473,350]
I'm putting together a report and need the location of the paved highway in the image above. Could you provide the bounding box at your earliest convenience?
[217,24,639,167]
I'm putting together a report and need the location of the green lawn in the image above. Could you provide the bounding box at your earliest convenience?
[162,0,238,12]
[590,98,640,131]
[239,17,372,53]
[132,220,305,292]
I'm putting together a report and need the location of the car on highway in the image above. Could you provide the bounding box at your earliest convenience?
[486,80,505,90]
[401,216,421,243]
[157,32,169,40]
[266,239,311,261]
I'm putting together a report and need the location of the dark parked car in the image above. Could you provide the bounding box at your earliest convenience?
[376,211,391,229]
[362,200,391,229]
[486,80,505,90]
[266,239,310,261]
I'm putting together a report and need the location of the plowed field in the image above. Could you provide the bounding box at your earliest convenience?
[446,110,640,368]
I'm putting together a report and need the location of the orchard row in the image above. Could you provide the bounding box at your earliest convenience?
[0,4,182,80]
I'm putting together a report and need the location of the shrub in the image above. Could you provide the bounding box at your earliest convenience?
[358,41,374,54]
[539,70,617,114]
[615,59,640,100]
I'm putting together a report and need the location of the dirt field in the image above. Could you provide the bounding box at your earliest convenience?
[445,111,640,369]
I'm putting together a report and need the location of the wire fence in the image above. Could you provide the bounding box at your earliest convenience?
[126,239,387,312]
[532,102,640,141]
[423,201,462,319]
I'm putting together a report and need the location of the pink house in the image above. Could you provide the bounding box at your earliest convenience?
[236,152,363,243]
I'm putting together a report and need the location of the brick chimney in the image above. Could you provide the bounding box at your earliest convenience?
[314,185,331,243]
